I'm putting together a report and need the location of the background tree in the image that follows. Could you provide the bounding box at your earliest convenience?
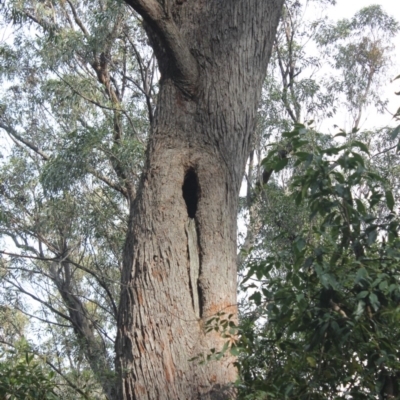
[237,2,399,274]
[0,0,154,396]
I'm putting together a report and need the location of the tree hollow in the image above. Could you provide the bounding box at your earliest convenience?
[182,168,199,219]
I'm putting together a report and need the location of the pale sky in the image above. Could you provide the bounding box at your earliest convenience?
[332,0,399,20]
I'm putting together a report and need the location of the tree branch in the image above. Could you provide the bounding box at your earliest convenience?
[0,117,131,198]
[86,167,129,199]
[4,278,75,325]
[10,305,72,329]
[126,34,155,125]
[65,0,90,38]
[123,0,198,96]
[0,250,118,320]
[0,122,49,160]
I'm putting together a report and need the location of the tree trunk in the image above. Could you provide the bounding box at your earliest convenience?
[50,259,117,399]
[116,0,283,398]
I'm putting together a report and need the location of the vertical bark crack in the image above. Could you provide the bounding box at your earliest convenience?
[185,218,200,318]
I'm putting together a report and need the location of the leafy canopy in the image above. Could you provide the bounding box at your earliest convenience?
[238,122,400,399]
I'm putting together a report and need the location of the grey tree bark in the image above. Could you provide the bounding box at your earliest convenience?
[116,0,284,398]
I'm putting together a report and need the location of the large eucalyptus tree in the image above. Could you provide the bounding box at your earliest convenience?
[0,0,284,398]
[115,1,283,398]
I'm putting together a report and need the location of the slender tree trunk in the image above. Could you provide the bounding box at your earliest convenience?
[51,255,117,399]
[116,1,283,398]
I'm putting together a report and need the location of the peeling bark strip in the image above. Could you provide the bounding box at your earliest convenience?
[116,0,284,399]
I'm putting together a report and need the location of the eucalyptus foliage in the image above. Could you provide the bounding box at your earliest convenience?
[0,0,155,396]
[316,5,399,129]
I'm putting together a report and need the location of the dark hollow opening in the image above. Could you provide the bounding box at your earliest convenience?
[182,168,199,218]
[198,283,204,318]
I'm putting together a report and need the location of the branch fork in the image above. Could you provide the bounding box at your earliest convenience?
[124,0,199,96]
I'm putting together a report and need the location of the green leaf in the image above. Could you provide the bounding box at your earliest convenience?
[284,382,295,396]
[220,340,229,355]
[294,151,312,161]
[292,274,301,289]
[354,301,365,317]
[350,152,365,167]
[323,146,342,155]
[261,150,278,166]
[367,229,378,245]
[379,280,388,291]
[351,141,369,154]
[306,357,317,368]
[295,237,306,252]
[355,199,366,214]
[273,158,289,172]
[357,291,369,299]
[230,346,241,356]
[249,291,262,306]
[390,125,400,139]
[282,130,300,138]
[295,191,303,206]
[385,190,395,211]
[355,267,368,284]
[369,292,380,311]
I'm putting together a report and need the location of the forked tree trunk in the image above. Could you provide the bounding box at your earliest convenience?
[116,1,283,398]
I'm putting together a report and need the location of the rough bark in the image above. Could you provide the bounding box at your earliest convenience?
[116,0,284,398]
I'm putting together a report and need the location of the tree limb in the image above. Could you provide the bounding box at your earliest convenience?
[123,0,198,96]
[65,0,90,38]
[4,278,75,325]
[86,167,129,199]
[0,249,118,320]
[0,122,49,160]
